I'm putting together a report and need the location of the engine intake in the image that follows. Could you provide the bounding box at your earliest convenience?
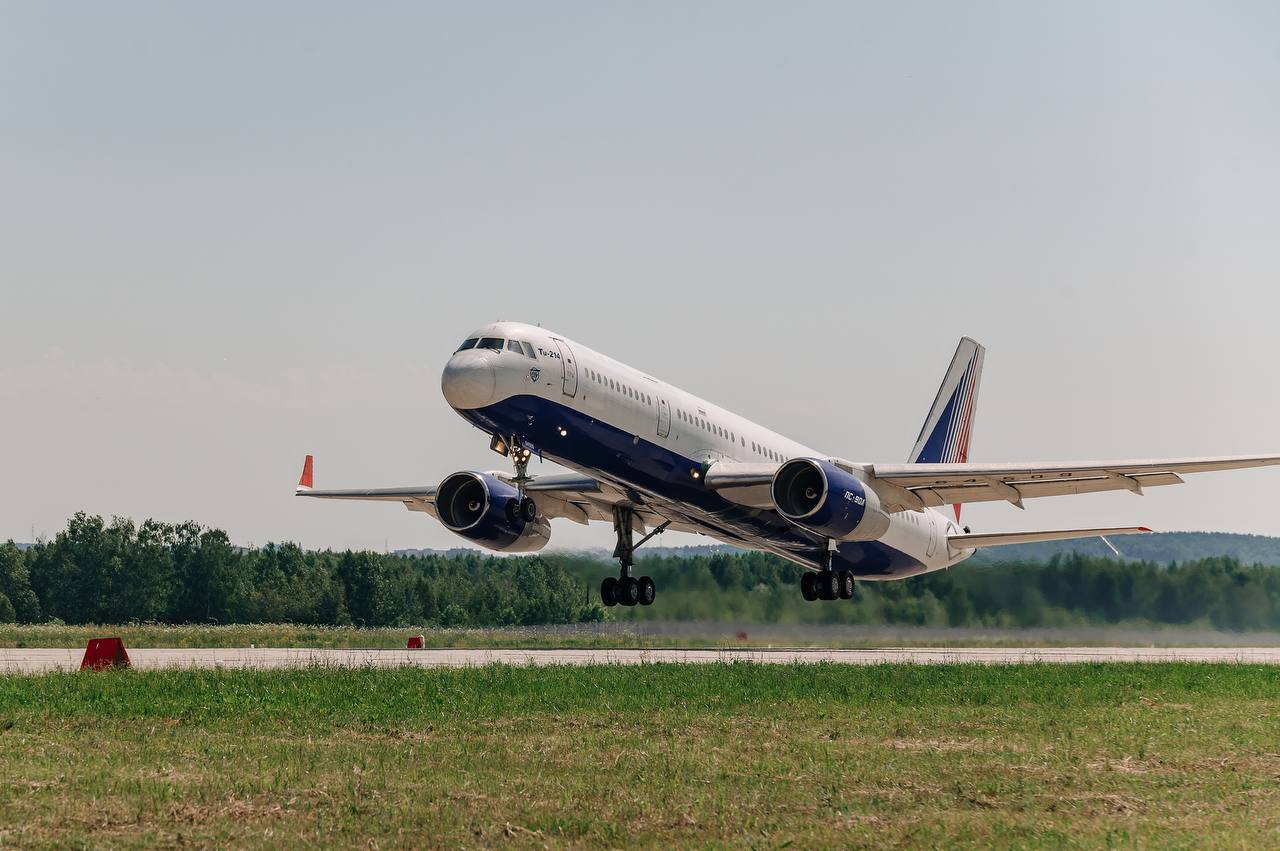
[772,458,890,541]
[435,471,550,552]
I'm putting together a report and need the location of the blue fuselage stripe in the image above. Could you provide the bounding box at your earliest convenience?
[458,394,923,577]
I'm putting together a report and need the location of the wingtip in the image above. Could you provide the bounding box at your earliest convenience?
[1138,526,1153,533]
[297,454,314,491]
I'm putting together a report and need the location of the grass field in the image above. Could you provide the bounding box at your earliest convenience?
[5,622,1280,651]
[1,664,1278,848]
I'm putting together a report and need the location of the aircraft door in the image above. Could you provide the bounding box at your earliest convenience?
[551,338,578,398]
[657,398,671,438]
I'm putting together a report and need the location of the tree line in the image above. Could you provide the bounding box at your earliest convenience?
[4,513,1280,630]
[0,514,597,627]
[592,550,1280,631]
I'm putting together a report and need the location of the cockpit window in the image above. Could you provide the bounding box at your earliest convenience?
[506,339,523,354]
[456,338,478,352]
[476,337,504,350]
[520,341,536,359]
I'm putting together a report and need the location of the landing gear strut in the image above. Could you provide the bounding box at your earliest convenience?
[499,434,538,523]
[600,505,668,607]
[800,542,855,602]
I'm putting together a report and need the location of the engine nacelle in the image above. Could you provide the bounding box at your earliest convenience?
[435,471,551,553]
[771,458,891,542]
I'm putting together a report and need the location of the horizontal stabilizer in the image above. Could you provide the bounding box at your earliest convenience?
[950,526,1152,549]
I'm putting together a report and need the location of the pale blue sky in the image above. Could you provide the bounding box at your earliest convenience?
[3,2,1278,550]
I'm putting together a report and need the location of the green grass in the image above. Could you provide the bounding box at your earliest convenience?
[0,664,1278,848]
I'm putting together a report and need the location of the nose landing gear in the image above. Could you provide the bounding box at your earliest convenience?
[600,505,668,608]
[495,433,540,523]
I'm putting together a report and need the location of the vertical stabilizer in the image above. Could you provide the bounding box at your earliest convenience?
[908,338,985,518]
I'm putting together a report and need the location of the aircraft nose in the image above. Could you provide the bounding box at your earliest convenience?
[441,351,497,409]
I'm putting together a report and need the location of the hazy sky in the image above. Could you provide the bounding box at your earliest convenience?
[3,2,1278,551]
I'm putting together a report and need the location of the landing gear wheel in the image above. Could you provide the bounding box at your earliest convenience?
[519,496,537,523]
[801,572,819,602]
[505,498,520,524]
[617,576,641,607]
[600,577,618,607]
[638,576,656,606]
[837,570,855,600]
[818,570,840,601]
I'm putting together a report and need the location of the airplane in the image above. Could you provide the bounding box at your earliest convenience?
[296,321,1280,607]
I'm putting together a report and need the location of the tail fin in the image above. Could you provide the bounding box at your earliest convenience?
[908,338,985,518]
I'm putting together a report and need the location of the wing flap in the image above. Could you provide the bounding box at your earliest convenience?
[904,471,1185,509]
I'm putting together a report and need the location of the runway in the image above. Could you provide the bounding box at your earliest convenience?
[4,646,1280,673]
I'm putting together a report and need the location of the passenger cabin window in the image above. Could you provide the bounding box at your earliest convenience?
[456,338,478,352]
[476,337,504,351]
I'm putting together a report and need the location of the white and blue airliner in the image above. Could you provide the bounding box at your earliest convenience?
[297,322,1279,607]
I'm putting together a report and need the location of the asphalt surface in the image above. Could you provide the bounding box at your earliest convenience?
[4,646,1280,673]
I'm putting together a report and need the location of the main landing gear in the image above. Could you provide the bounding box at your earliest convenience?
[800,545,855,602]
[600,505,669,608]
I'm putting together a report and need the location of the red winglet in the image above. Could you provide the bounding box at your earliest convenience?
[298,455,314,490]
[1138,526,1153,533]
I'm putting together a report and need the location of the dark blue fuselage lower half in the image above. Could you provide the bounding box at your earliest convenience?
[458,395,923,577]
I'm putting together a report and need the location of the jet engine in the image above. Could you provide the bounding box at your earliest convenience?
[771,458,891,541]
[435,471,551,552]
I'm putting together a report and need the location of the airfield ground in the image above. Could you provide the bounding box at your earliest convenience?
[3,622,1280,650]
[7,645,1280,672]
[0,664,1278,848]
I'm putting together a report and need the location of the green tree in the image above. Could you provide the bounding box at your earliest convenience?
[0,542,40,622]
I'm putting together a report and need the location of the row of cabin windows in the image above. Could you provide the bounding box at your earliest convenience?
[673,408,786,462]
[456,337,537,359]
[754,442,784,462]
[586,368,652,406]
[677,408,728,440]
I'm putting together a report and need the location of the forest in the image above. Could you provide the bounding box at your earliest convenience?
[4,513,1280,630]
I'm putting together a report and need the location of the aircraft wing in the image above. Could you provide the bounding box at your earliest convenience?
[866,454,1280,511]
[293,456,699,533]
[702,454,1280,512]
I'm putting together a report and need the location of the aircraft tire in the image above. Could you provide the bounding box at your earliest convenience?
[519,497,537,523]
[618,576,641,607]
[638,576,656,606]
[800,572,818,602]
[818,571,839,600]
[600,577,618,607]
[838,570,855,600]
